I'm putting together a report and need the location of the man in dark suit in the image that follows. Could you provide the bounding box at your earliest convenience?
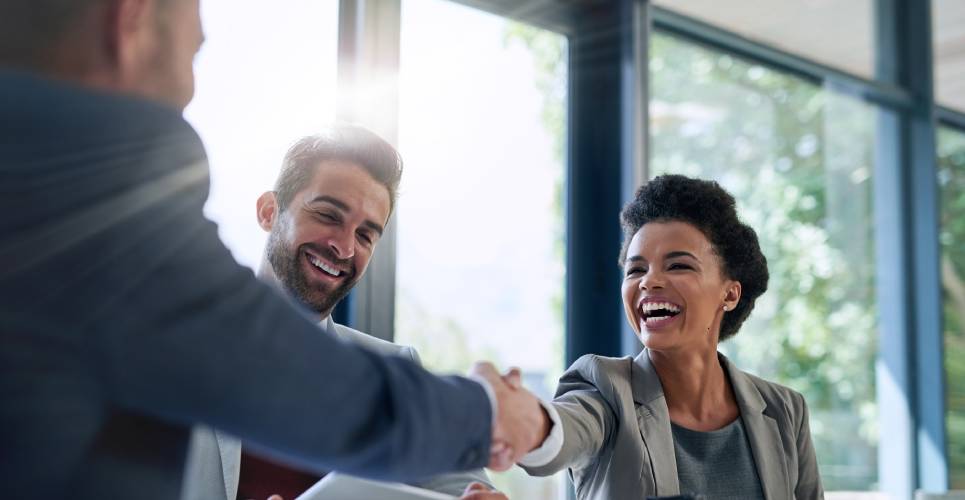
[0,0,550,499]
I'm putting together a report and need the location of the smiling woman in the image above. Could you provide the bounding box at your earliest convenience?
[619,175,768,344]
[519,174,822,500]
[622,222,740,351]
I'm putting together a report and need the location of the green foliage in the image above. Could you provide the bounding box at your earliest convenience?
[503,23,567,165]
[396,289,564,496]
[938,128,965,489]
[650,32,879,490]
[396,288,500,374]
[504,23,567,364]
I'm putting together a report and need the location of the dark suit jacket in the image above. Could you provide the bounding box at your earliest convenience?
[0,69,491,500]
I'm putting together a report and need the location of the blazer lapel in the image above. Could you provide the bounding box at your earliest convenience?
[632,351,680,496]
[722,355,790,500]
[321,316,340,338]
[215,431,242,500]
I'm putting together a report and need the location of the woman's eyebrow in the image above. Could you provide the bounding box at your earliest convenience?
[665,250,699,261]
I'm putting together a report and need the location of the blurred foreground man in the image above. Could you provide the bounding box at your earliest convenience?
[183,129,505,500]
[0,1,549,499]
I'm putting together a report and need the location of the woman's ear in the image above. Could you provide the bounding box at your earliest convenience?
[723,280,742,312]
[256,191,279,232]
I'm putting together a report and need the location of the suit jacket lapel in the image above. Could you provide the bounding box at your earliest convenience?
[631,351,680,496]
[215,431,242,500]
[721,355,790,500]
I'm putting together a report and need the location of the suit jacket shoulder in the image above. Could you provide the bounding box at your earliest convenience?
[557,354,635,421]
[739,368,808,420]
[328,320,420,364]
[568,354,634,387]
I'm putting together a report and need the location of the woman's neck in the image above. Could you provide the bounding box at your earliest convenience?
[649,347,739,431]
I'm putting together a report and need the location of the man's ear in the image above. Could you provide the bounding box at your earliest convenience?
[256,191,279,232]
[106,0,155,79]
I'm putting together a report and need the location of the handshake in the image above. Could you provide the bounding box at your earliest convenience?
[469,362,552,471]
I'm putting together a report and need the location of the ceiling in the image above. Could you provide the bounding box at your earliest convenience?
[653,0,965,113]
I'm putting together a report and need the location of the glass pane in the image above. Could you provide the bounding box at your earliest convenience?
[651,32,879,491]
[652,0,875,79]
[939,126,965,489]
[184,0,339,268]
[933,0,965,113]
[396,0,567,498]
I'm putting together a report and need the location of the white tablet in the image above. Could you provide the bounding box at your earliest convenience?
[295,473,457,500]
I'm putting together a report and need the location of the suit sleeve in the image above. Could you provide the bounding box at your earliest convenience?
[793,394,824,500]
[395,345,492,496]
[521,355,615,476]
[84,123,492,481]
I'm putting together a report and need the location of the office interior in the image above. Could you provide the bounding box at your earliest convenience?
[183,0,965,498]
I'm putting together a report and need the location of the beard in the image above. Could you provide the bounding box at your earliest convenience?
[265,223,357,316]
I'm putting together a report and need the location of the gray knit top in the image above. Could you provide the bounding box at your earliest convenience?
[671,418,765,500]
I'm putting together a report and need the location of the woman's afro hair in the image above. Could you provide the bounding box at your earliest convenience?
[619,174,769,340]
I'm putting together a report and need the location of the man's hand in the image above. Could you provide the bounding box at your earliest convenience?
[459,482,508,499]
[470,362,551,471]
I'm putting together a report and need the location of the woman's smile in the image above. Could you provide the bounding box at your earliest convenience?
[637,296,683,331]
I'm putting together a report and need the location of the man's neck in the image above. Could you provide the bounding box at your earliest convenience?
[256,259,331,323]
[255,259,275,284]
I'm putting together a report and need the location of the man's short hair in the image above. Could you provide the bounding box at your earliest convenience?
[274,125,403,214]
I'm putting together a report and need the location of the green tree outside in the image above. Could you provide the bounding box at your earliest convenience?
[938,127,965,489]
[649,33,879,490]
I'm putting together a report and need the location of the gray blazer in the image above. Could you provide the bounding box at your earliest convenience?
[522,350,823,500]
[181,317,491,500]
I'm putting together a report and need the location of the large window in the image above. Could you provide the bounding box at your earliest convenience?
[394,0,567,497]
[185,0,339,268]
[650,32,879,491]
[939,126,965,489]
[652,0,875,79]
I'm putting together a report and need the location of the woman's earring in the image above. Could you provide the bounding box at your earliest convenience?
[722,305,728,311]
